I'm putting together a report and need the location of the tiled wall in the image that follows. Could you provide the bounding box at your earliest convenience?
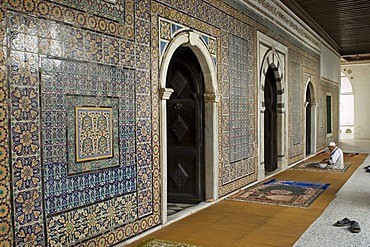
[0,0,338,245]
[2,0,161,246]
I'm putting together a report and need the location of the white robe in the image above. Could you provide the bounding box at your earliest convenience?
[328,147,344,170]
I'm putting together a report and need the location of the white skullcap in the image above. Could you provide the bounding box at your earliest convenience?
[328,142,336,147]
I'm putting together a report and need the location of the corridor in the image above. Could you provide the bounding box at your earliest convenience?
[125,139,370,247]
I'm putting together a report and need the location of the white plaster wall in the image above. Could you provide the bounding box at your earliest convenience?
[342,64,370,139]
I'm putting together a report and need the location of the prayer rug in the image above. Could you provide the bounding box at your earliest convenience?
[292,162,351,173]
[228,179,330,207]
[317,151,359,157]
[344,152,359,157]
[137,238,200,247]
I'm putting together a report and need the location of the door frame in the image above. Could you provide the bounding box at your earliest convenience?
[304,78,317,155]
[159,31,220,224]
[257,32,288,179]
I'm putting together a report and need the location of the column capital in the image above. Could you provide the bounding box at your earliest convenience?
[160,88,174,100]
[204,93,221,103]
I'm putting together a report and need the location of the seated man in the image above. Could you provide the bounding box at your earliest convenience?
[321,142,344,170]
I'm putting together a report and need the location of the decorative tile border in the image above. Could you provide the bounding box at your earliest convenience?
[7,0,134,39]
[8,10,46,247]
[47,0,125,23]
[0,4,13,246]
[47,193,137,246]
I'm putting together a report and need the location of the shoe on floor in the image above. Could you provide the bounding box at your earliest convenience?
[333,217,351,226]
[350,220,361,233]
[366,167,370,172]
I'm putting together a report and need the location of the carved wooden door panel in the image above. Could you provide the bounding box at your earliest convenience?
[264,67,278,173]
[166,48,204,203]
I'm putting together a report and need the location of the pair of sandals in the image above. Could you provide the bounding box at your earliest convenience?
[333,217,361,233]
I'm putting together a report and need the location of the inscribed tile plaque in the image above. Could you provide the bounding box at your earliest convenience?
[75,107,113,162]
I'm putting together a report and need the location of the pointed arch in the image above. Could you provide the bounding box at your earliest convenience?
[304,78,317,155]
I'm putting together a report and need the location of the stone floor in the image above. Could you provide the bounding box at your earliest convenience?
[123,139,370,247]
[167,203,197,216]
[294,139,370,246]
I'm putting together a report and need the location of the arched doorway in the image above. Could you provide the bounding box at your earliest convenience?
[306,85,312,155]
[340,72,354,139]
[159,31,219,223]
[304,80,317,156]
[264,66,278,173]
[166,46,205,204]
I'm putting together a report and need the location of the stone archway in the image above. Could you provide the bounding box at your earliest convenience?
[305,79,317,155]
[258,32,288,178]
[159,31,220,223]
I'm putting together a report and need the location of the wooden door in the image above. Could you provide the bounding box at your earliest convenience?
[166,47,205,203]
[264,67,277,173]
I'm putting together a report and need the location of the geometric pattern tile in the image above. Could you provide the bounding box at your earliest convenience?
[47,193,137,246]
[229,34,252,163]
[7,7,45,246]
[159,17,217,66]
[5,0,151,245]
[8,11,135,65]
[46,0,125,23]
[291,61,302,145]
[222,34,255,185]
[40,58,136,214]
[7,0,135,40]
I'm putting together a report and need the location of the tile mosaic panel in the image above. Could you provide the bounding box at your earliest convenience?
[66,97,119,173]
[4,0,156,245]
[229,34,251,162]
[75,107,113,162]
[47,193,137,246]
[8,11,135,66]
[291,61,302,146]
[222,34,255,185]
[40,58,136,215]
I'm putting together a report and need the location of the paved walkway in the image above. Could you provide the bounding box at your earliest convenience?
[294,139,370,246]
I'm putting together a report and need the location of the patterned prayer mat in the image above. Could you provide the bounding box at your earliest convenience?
[292,162,351,173]
[228,179,330,207]
[137,239,200,247]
